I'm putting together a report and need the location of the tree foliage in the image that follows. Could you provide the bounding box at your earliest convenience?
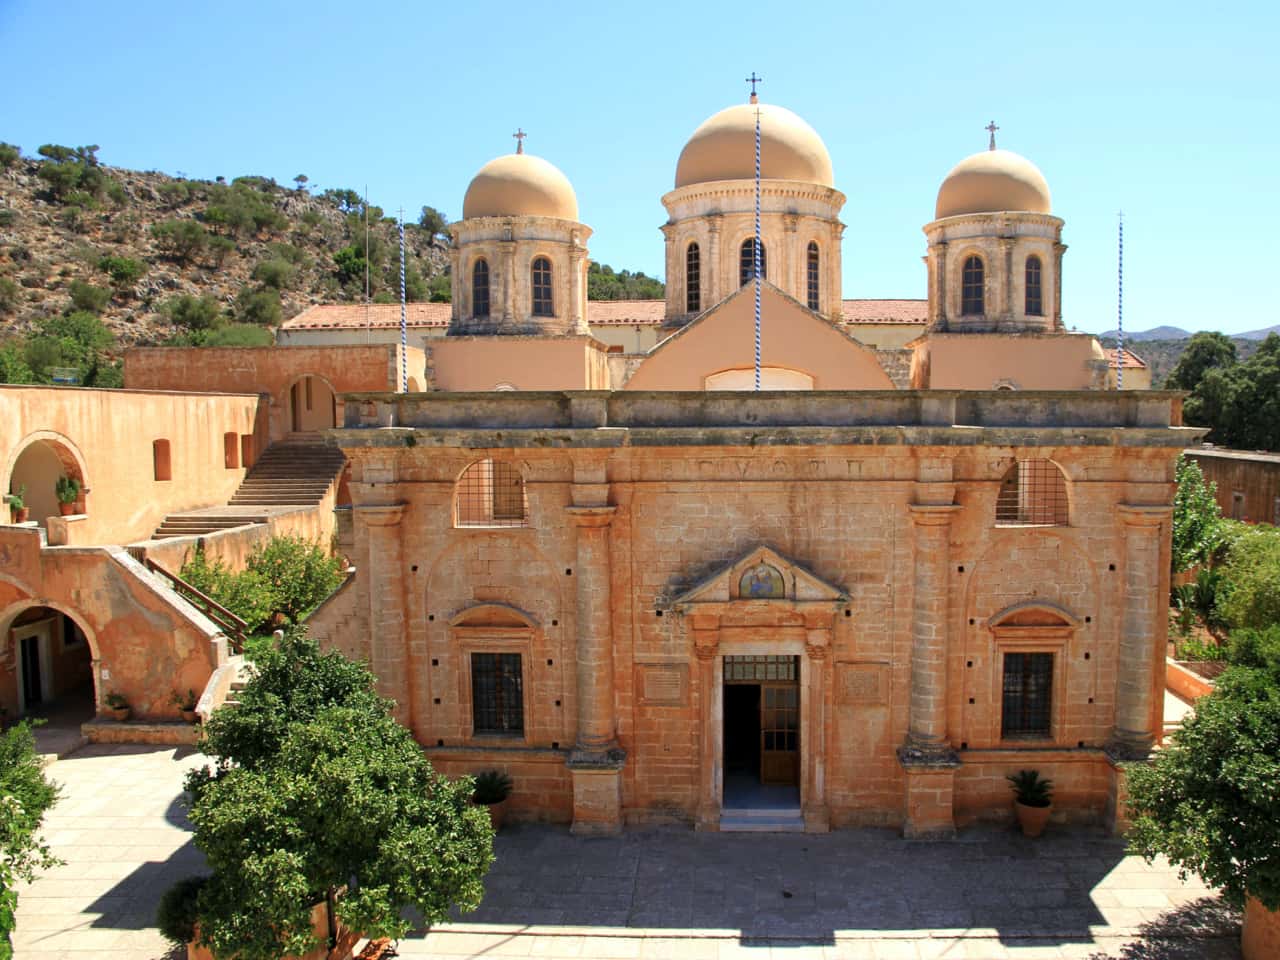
[162,293,222,331]
[418,205,448,238]
[1165,332,1237,391]
[151,219,208,264]
[586,261,664,301]
[67,279,111,313]
[1181,333,1280,451]
[184,630,493,960]
[1171,454,1223,573]
[35,144,114,207]
[1126,623,1280,909]
[1218,524,1280,632]
[98,255,146,289]
[0,721,62,958]
[0,143,20,169]
[235,288,281,327]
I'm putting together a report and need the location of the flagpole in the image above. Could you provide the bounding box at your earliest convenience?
[1116,212,1124,391]
[751,77,762,391]
[399,210,408,392]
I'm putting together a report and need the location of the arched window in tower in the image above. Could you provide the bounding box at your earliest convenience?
[472,258,490,318]
[961,255,985,315]
[686,242,701,313]
[1025,255,1043,316]
[806,241,820,311]
[531,256,553,317]
[739,238,767,287]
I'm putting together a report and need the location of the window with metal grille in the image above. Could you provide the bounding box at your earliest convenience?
[1025,255,1043,316]
[739,238,767,287]
[961,255,984,315]
[995,459,1068,526]
[455,459,529,527]
[531,256,553,316]
[723,655,798,683]
[1002,652,1053,737]
[472,258,490,318]
[471,652,523,734]
[806,241,820,311]
[686,242,701,313]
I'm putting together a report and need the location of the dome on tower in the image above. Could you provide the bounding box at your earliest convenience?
[934,149,1051,219]
[675,102,834,188]
[462,152,579,220]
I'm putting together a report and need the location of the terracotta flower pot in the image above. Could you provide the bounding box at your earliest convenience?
[11,507,28,523]
[1014,801,1051,837]
[485,798,508,831]
[181,709,199,724]
[58,502,75,516]
[105,706,130,722]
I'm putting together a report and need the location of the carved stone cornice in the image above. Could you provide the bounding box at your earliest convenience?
[565,505,617,528]
[357,503,406,527]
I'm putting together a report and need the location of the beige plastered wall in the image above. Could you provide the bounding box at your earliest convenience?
[625,285,893,391]
[1,386,262,545]
[427,337,609,391]
[914,333,1103,390]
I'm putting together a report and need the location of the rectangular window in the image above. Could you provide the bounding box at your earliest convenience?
[1002,652,1053,738]
[153,439,172,481]
[223,432,239,469]
[1232,491,1245,521]
[471,652,523,734]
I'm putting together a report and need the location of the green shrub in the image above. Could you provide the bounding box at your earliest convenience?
[235,288,281,327]
[0,208,15,227]
[206,234,235,267]
[1217,524,1280,631]
[0,721,63,956]
[1171,455,1222,573]
[472,770,512,804]
[0,343,34,383]
[202,324,272,347]
[98,255,146,288]
[251,258,296,290]
[39,311,114,352]
[35,144,110,206]
[157,180,192,207]
[162,293,221,331]
[151,219,207,263]
[333,244,368,287]
[0,278,19,314]
[205,183,286,236]
[0,142,20,169]
[156,875,208,946]
[68,279,112,313]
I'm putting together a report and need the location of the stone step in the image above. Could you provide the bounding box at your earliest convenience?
[719,812,805,833]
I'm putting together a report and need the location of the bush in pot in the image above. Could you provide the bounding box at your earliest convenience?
[7,485,27,523]
[103,691,130,721]
[472,769,513,830]
[54,474,80,515]
[1007,769,1053,837]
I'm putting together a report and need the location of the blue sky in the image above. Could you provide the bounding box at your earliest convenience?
[3,0,1276,335]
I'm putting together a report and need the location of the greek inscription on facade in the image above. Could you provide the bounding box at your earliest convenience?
[638,663,686,705]
[838,663,888,704]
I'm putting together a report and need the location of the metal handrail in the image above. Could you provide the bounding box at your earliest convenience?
[143,557,247,654]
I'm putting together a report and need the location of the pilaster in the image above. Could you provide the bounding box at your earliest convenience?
[706,214,723,307]
[358,503,410,726]
[693,622,721,831]
[803,630,831,833]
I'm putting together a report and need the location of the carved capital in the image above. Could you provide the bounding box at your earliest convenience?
[1117,504,1172,528]
[565,505,617,528]
[804,641,828,662]
[693,632,719,662]
[908,503,961,527]
[358,503,406,528]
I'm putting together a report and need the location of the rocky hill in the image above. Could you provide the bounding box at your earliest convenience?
[0,144,450,351]
[1099,336,1265,387]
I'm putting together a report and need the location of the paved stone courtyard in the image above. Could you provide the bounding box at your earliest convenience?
[14,745,1242,959]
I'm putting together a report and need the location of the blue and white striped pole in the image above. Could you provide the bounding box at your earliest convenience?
[399,212,408,392]
[753,97,762,391]
[1116,212,1124,391]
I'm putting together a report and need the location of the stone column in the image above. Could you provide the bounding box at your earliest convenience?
[661,223,678,318]
[569,237,587,335]
[932,240,948,330]
[803,625,832,833]
[448,237,461,324]
[783,214,799,302]
[565,504,624,835]
[706,215,723,308]
[899,503,962,839]
[359,504,410,726]
[1053,241,1067,331]
[1000,236,1015,324]
[1109,505,1171,758]
[500,234,515,323]
[693,620,721,831]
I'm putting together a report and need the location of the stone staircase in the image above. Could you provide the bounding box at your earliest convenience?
[149,439,346,539]
[719,806,805,833]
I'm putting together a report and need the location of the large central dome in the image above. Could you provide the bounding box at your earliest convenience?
[675,103,834,189]
[462,152,579,221]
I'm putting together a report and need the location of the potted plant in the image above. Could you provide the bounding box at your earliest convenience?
[103,691,131,721]
[472,769,513,831]
[156,875,206,958]
[54,474,80,516]
[7,485,28,523]
[172,688,199,723]
[1007,769,1053,837]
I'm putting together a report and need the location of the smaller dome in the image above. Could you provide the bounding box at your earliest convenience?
[462,152,579,221]
[676,102,834,188]
[935,149,1051,219]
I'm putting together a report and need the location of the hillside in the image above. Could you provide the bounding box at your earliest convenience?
[1099,336,1265,387]
[0,144,450,352]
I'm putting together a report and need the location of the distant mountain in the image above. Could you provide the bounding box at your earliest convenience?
[1236,324,1280,341]
[1096,326,1191,341]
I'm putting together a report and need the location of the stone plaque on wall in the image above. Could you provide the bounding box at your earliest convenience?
[637,663,687,706]
[837,663,889,705]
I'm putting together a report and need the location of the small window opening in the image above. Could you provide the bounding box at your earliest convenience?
[806,241,820,311]
[473,258,490,318]
[739,238,767,287]
[1002,651,1053,738]
[531,256,553,317]
[961,255,984,315]
[1025,255,1043,316]
[455,459,528,527]
[686,242,701,313]
[995,459,1068,526]
[153,439,171,481]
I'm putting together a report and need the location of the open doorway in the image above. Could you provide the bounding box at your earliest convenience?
[289,374,337,434]
[722,655,800,811]
[4,607,95,728]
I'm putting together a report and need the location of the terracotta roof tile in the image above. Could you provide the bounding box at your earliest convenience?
[283,303,451,330]
[1106,347,1148,369]
[840,299,928,324]
[583,300,667,324]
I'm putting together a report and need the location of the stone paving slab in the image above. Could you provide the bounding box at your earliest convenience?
[12,744,1242,960]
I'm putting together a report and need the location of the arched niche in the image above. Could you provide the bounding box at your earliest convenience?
[0,600,99,718]
[6,432,89,527]
[287,373,338,433]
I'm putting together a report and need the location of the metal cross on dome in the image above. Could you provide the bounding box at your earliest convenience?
[746,72,762,102]
[513,128,527,154]
[986,120,999,151]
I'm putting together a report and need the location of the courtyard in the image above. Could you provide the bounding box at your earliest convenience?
[11,743,1242,960]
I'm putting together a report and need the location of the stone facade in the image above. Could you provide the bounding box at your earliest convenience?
[311,389,1200,836]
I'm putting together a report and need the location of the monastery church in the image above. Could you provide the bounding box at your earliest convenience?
[2,92,1187,838]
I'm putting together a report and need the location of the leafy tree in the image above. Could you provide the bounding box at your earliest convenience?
[151,219,207,263]
[205,183,286,237]
[67,279,112,313]
[40,311,114,353]
[587,261,665,300]
[0,142,20,169]
[0,278,19,315]
[97,255,146,289]
[0,721,62,958]
[333,244,369,287]
[184,630,492,960]
[0,343,34,384]
[427,273,451,302]
[162,294,222,331]
[418,205,448,238]
[1217,524,1280,631]
[251,258,296,290]
[321,188,362,213]
[157,180,193,207]
[34,144,110,206]
[1127,623,1280,910]
[206,234,235,268]
[235,288,281,327]
[201,324,272,347]
[293,174,308,191]
[1171,454,1222,574]
[1181,333,1280,451]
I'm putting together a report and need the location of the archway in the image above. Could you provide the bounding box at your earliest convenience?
[1,605,96,724]
[6,434,88,528]
[288,374,338,434]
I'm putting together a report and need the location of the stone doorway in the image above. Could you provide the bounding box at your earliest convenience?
[6,608,95,723]
[722,655,801,826]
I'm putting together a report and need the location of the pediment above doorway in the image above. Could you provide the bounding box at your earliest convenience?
[670,545,848,612]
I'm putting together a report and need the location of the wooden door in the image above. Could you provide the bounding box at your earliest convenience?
[760,682,799,785]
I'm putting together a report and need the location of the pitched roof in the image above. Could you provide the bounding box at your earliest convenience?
[281,297,930,331]
[1106,347,1148,369]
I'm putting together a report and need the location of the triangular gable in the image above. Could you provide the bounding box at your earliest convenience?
[671,544,848,609]
[624,282,895,391]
